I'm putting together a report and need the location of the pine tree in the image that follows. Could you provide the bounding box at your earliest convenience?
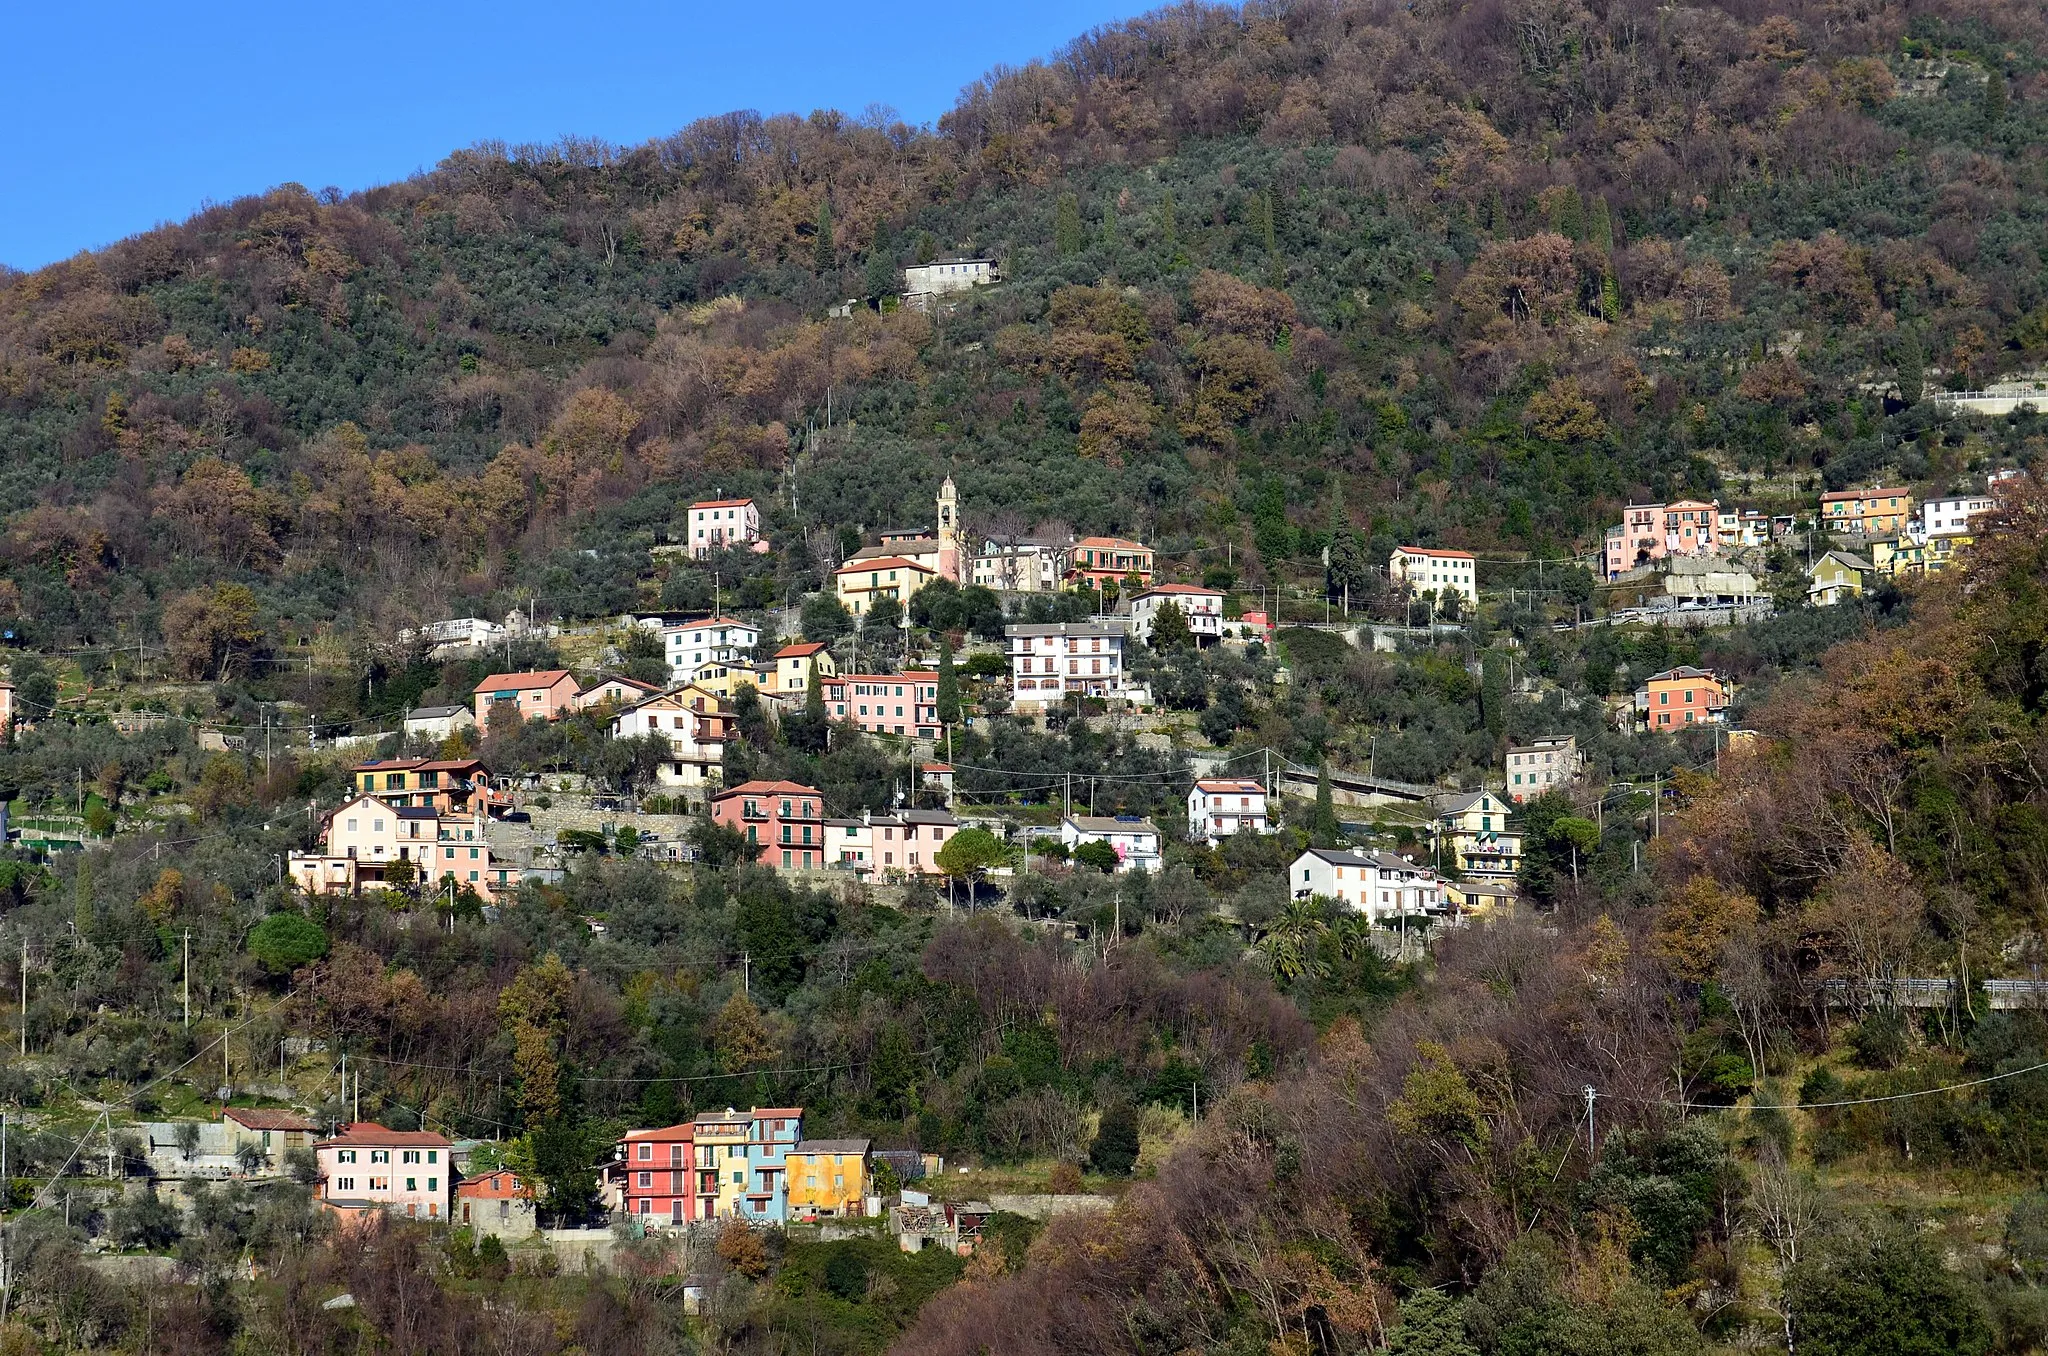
[73,857,94,936]
[814,198,836,273]
[1149,600,1193,652]
[1054,194,1085,257]
[1313,763,1341,846]
[1587,193,1614,253]
[935,637,960,726]
[1984,70,2007,127]
[864,219,896,299]
[1386,1289,1480,1356]
[1549,186,1584,239]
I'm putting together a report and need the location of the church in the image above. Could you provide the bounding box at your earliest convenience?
[838,477,963,583]
[831,478,963,616]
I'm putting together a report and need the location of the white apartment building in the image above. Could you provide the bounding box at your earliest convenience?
[663,617,762,684]
[971,540,1068,593]
[686,498,760,556]
[1289,848,1443,922]
[1187,778,1270,845]
[1128,585,1225,645]
[1504,735,1582,804]
[1913,494,1996,540]
[612,690,730,789]
[1006,621,1131,712]
[1060,815,1164,873]
[1388,546,1478,607]
[316,1123,452,1220]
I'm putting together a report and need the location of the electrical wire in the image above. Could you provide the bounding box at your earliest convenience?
[1643,1058,2048,1113]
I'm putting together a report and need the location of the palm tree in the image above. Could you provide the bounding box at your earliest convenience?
[1258,899,1331,982]
[1333,913,1374,962]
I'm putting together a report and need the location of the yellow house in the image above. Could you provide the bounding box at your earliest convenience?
[785,1137,871,1219]
[834,556,936,617]
[1807,550,1873,606]
[768,643,837,697]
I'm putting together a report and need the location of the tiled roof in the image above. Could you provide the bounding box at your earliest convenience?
[690,498,756,509]
[476,669,573,688]
[714,780,825,800]
[224,1108,319,1132]
[315,1122,451,1149]
[791,1138,871,1155]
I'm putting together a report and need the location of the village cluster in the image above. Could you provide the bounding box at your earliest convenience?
[132,1101,992,1252]
[265,467,2022,933]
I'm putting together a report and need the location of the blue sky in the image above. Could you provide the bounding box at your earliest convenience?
[2,0,1146,271]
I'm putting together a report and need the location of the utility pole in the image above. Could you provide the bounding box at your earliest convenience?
[1583,1085,1598,1157]
[16,941,23,1057]
[741,952,751,999]
[183,930,190,1027]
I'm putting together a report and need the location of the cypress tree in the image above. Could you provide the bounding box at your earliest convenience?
[814,198,836,272]
[935,638,960,726]
[1054,194,1084,257]
[1601,273,1621,324]
[1587,193,1614,253]
[864,219,895,299]
[1984,70,2007,127]
[1313,763,1341,846]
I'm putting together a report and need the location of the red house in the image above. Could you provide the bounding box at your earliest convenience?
[711,780,826,871]
[618,1123,696,1226]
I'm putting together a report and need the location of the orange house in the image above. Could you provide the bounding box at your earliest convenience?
[1820,487,1911,536]
[1068,536,1154,589]
[473,669,580,728]
[1637,666,1729,730]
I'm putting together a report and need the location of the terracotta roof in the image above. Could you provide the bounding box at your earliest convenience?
[690,498,756,510]
[457,1169,533,1199]
[1141,584,1223,596]
[224,1108,319,1132]
[315,1122,452,1149]
[713,780,824,801]
[1193,779,1265,793]
[1396,545,1476,560]
[667,615,756,630]
[835,556,934,575]
[776,642,827,658]
[1074,536,1149,550]
[476,669,573,689]
[622,1122,697,1141]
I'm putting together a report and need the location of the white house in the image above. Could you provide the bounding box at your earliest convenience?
[1128,585,1225,645]
[823,808,960,876]
[686,498,761,557]
[611,690,731,790]
[903,258,997,305]
[1289,848,1442,921]
[1006,621,1131,712]
[1060,815,1163,873]
[1186,778,1270,845]
[316,1123,452,1221]
[971,540,1068,593]
[662,617,762,684]
[575,674,665,711]
[406,617,506,654]
[404,704,476,742]
[1388,546,1478,608]
[1504,735,1582,804]
[1912,494,1996,540]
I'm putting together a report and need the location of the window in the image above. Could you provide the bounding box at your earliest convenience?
[371,1150,390,1164]
[403,1150,420,1164]
[337,1177,355,1192]
[339,1150,357,1164]
[639,1144,652,1161]
[639,1172,652,1189]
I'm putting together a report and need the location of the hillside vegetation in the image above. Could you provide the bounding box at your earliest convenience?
[0,0,2042,1354]
[2,0,2046,656]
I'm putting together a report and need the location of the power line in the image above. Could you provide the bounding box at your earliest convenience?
[1647,1058,2048,1113]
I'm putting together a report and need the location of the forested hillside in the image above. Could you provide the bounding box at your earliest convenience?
[0,0,2045,1354]
[2,0,2046,654]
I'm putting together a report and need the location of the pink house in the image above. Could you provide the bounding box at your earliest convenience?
[473,669,580,728]
[315,1123,452,1221]
[1602,500,1722,578]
